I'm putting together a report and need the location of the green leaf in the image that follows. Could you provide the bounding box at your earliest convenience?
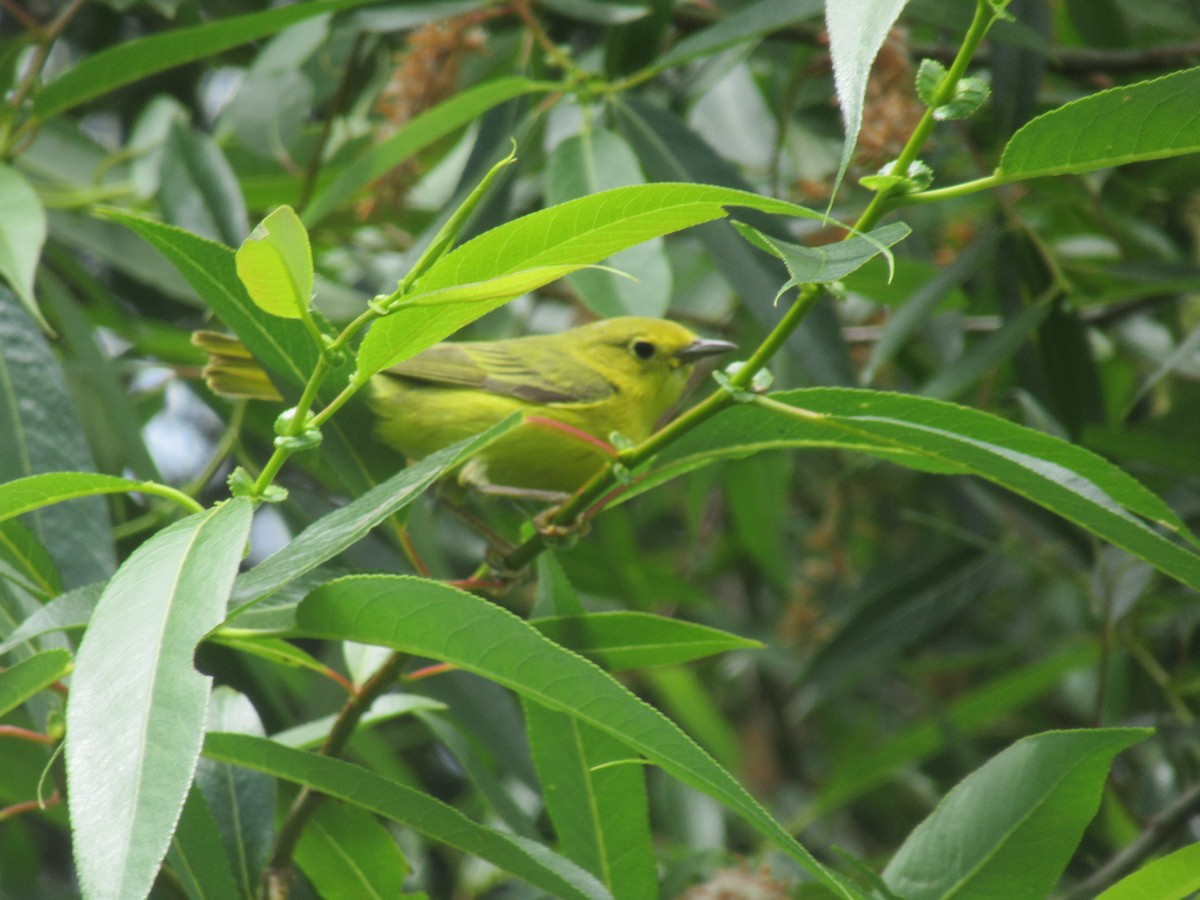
[613,97,854,385]
[0,519,60,602]
[934,76,990,121]
[882,729,1152,899]
[530,612,761,670]
[0,582,101,656]
[0,648,71,718]
[32,0,385,119]
[915,58,947,107]
[302,77,554,226]
[194,688,275,897]
[97,211,384,496]
[546,129,671,318]
[203,732,613,900]
[235,205,314,320]
[523,700,657,899]
[801,645,1099,827]
[270,694,445,750]
[293,575,857,897]
[166,787,241,900]
[1096,841,1200,900]
[0,165,48,330]
[295,801,410,900]
[538,0,649,24]
[357,184,824,377]
[160,122,248,247]
[0,472,199,525]
[825,0,910,196]
[99,211,318,392]
[657,389,1200,592]
[999,66,1200,179]
[65,499,252,900]
[732,221,910,299]
[0,291,115,590]
[654,0,823,71]
[226,414,518,617]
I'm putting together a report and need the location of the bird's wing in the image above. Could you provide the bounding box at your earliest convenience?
[386,341,616,404]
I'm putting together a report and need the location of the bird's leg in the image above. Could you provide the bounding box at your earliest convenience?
[456,458,572,505]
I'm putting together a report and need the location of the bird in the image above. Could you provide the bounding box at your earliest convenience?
[195,316,735,497]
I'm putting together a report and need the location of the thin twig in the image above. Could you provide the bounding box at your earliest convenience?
[295,31,366,214]
[1065,780,1200,898]
[0,0,42,35]
[261,651,408,899]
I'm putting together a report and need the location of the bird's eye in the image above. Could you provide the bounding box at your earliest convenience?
[632,340,656,360]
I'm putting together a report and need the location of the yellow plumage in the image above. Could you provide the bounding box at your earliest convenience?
[194,317,734,495]
[369,317,733,493]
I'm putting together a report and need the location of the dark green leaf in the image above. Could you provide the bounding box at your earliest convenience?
[0,648,71,718]
[0,290,114,589]
[531,612,761,670]
[33,0,385,119]
[293,575,856,896]
[882,729,1152,899]
[203,732,613,900]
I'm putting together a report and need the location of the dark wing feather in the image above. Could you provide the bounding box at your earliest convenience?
[385,340,615,404]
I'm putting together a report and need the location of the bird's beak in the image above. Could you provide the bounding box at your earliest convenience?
[675,337,737,362]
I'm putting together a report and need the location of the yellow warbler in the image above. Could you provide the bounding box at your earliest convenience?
[195,317,734,495]
[370,317,734,494]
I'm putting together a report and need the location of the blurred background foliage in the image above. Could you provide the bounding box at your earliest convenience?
[3,0,1200,896]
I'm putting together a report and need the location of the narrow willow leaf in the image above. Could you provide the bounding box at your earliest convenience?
[882,729,1152,899]
[523,700,657,899]
[226,414,518,615]
[0,291,115,589]
[295,801,410,900]
[33,0,384,119]
[0,519,60,602]
[235,205,312,320]
[531,612,761,670]
[203,732,613,900]
[0,582,101,656]
[825,0,910,196]
[0,472,199,524]
[99,211,318,391]
[999,66,1200,179]
[195,688,275,897]
[166,787,240,900]
[303,77,554,226]
[293,575,859,897]
[0,648,71,717]
[357,184,825,377]
[546,129,671,318]
[159,123,248,247]
[655,0,823,71]
[1096,841,1200,900]
[98,211,381,495]
[0,165,48,329]
[654,389,1200,591]
[66,499,252,900]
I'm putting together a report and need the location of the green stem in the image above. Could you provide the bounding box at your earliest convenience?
[136,482,206,515]
[893,173,1010,207]
[1,0,88,154]
[856,0,998,232]
[261,651,408,899]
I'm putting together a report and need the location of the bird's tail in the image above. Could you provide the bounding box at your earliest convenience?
[190,331,282,402]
